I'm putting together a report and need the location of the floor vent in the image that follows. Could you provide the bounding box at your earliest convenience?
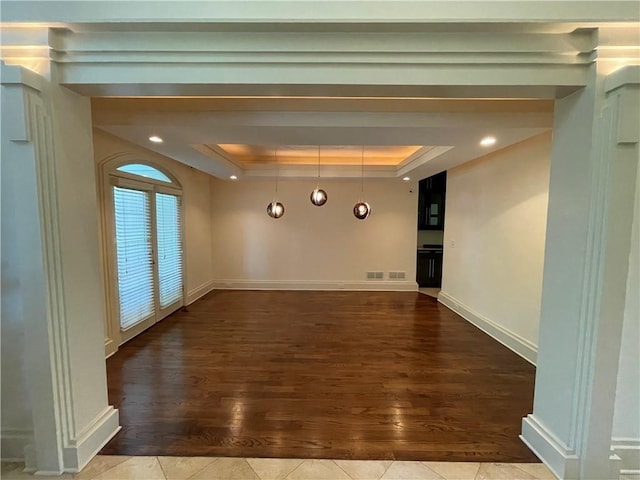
[366,271,384,280]
[389,271,406,280]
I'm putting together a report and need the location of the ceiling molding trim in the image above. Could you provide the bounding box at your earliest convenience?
[190,144,245,171]
[21,27,599,98]
[3,1,639,24]
[244,164,398,179]
[397,146,455,176]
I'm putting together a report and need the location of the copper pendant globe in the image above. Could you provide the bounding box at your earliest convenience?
[267,201,285,219]
[310,188,328,206]
[353,201,371,220]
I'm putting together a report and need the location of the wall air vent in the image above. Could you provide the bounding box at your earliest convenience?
[389,271,406,280]
[366,271,384,280]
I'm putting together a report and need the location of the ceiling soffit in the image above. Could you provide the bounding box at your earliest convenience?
[92,97,552,180]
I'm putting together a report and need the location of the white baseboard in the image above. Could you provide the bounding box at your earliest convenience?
[612,437,640,473]
[0,429,33,462]
[104,337,117,359]
[62,406,120,472]
[211,279,418,292]
[521,415,624,480]
[521,414,580,479]
[438,291,537,365]
[23,443,36,471]
[186,280,215,305]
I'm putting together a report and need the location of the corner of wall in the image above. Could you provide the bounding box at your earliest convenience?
[62,407,120,473]
[438,291,537,364]
[187,280,216,305]
[520,414,580,479]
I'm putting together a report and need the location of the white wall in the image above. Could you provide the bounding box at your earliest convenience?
[93,130,215,305]
[439,132,551,363]
[210,177,417,289]
[612,148,640,468]
[1,116,34,460]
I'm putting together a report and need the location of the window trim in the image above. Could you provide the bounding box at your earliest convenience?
[98,155,186,355]
[108,158,182,190]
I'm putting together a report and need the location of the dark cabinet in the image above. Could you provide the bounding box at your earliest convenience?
[418,172,447,230]
[417,249,443,288]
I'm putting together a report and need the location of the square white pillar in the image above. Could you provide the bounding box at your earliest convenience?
[522,65,640,479]
[0,62,119,474]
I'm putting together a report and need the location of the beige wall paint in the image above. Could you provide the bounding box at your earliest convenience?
[209,177,418,287]
[441,132,551,351]
[93,130,214,305]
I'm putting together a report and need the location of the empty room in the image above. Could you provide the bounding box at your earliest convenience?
[1,3,639,480]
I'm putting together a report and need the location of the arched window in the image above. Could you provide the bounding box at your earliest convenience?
[116,163,172,183]
[104,160,183,345]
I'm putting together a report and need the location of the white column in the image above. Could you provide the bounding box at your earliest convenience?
[1,64,38,470]
[521,65,640,479]
[611,69,640,474]
[0,62,119,474]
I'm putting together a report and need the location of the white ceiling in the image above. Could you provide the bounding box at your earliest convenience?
[92,97,553,181]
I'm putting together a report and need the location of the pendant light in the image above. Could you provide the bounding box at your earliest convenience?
[310,145,328,206]
[267,148,285,219]
[353,146,371,220]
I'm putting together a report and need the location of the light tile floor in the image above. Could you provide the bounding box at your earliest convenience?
[3,457,637,480]
[1,456,562,480]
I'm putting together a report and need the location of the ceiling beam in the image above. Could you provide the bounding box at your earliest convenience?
[2,1,639,24]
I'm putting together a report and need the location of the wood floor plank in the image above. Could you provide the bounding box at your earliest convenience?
[102,290,539,462]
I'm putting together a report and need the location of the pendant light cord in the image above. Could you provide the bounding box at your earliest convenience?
[360,146,365,201]
[317,145,321,189]
[274,148,279,201]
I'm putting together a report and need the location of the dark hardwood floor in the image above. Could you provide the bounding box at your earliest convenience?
[102,290,539,462]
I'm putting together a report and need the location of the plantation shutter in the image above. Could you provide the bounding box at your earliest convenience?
[113,186,155,329]
[155,192,183,308]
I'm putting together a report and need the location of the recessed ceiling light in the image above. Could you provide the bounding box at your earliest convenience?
[149,135,163,143]
[480,136,496,147]
[402,176,411,181]
[230,175,238,180]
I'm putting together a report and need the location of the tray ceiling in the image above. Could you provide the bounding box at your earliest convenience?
[215,145,424,167]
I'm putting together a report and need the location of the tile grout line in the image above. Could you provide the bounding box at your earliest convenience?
[283,458,307,480]
[244,458,262,480]
[83,456,134,480]
[379,460,394,480]
[184,457,220,480]
[155,456,169,480]
[330,459,357,480]
[425,463,446,480]
[469,462,481,480]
